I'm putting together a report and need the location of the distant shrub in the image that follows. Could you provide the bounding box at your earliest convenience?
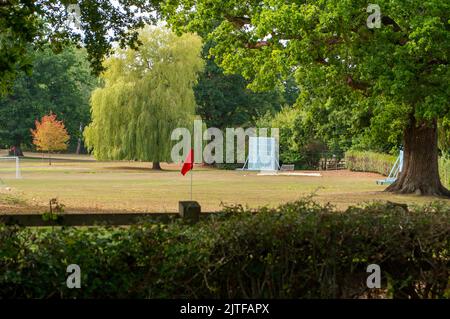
[257,107,327,169]
[346,150,450,188]
[1,199,449,299]
[345,150,396,176]
[439,156,450,188]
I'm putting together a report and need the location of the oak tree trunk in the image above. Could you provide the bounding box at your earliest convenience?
[152,161,162,170]
[385,118,450,197]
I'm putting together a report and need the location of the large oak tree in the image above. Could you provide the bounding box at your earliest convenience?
[163,0,450,196]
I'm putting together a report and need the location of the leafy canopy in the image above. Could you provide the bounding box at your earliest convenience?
[163,0,450,147]
[194,43,294,129]
[0,0,160,94]
[31,113,70,152]
[84,26,204,162]
[0,46,97,149]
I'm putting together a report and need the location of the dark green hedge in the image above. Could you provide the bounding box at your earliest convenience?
[345,150,396,176]
[345,150,450,187]
[1,200,449,299]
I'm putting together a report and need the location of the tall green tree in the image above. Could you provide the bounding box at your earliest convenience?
[195,42,297,129]
[0,0,160,95]
[257,106,327,169]
[163,0,450,196]
[84,26,204,169]
[0,46,97,154]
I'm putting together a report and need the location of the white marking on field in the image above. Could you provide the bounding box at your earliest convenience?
[257,172,322,177]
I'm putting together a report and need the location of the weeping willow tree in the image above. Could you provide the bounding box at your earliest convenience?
[84,26,204,169]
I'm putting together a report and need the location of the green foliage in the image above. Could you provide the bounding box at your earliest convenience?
[1,199,449,299]
[0,0,159,94]
[42,198,65,222]
[0,46,97,150]
[346,150,397,176]
[194,42,292,129]
[350,100,408,153]
[439,156,450,189]
[0,0,41,95]
[439,119,450,154]
[163,0,450,186]
[346,150,450,187]
[164,0,450,121]
[257,106,326,168]
[84,26,204,162]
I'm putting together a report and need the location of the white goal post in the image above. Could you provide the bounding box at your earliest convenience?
[0,156,21,179]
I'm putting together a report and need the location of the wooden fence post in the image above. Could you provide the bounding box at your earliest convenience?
[178,201,201,224]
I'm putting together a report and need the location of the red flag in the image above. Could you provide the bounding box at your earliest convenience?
[181,149,194,176]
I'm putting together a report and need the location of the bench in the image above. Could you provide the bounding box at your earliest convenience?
[280,164,295,171]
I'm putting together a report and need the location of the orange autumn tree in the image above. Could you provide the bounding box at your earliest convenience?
[31,113,70,165]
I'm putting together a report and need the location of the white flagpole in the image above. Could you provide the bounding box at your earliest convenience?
[191,120,194,201]
[190,168,193,200]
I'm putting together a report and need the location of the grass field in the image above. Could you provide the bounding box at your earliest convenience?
[1,151,449,214]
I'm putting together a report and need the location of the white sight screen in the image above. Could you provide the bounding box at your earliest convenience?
[248,137,278,171]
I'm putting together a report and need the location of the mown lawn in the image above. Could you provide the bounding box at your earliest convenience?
[1,151,449,213]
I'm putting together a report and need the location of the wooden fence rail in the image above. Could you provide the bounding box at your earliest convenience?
[0,201,212,227]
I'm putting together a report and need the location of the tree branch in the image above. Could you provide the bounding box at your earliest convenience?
[224,14,251,28]
[245,41,271,49]
[381,16,402,32]
[381,15,408,45]
[346,75,369,92]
